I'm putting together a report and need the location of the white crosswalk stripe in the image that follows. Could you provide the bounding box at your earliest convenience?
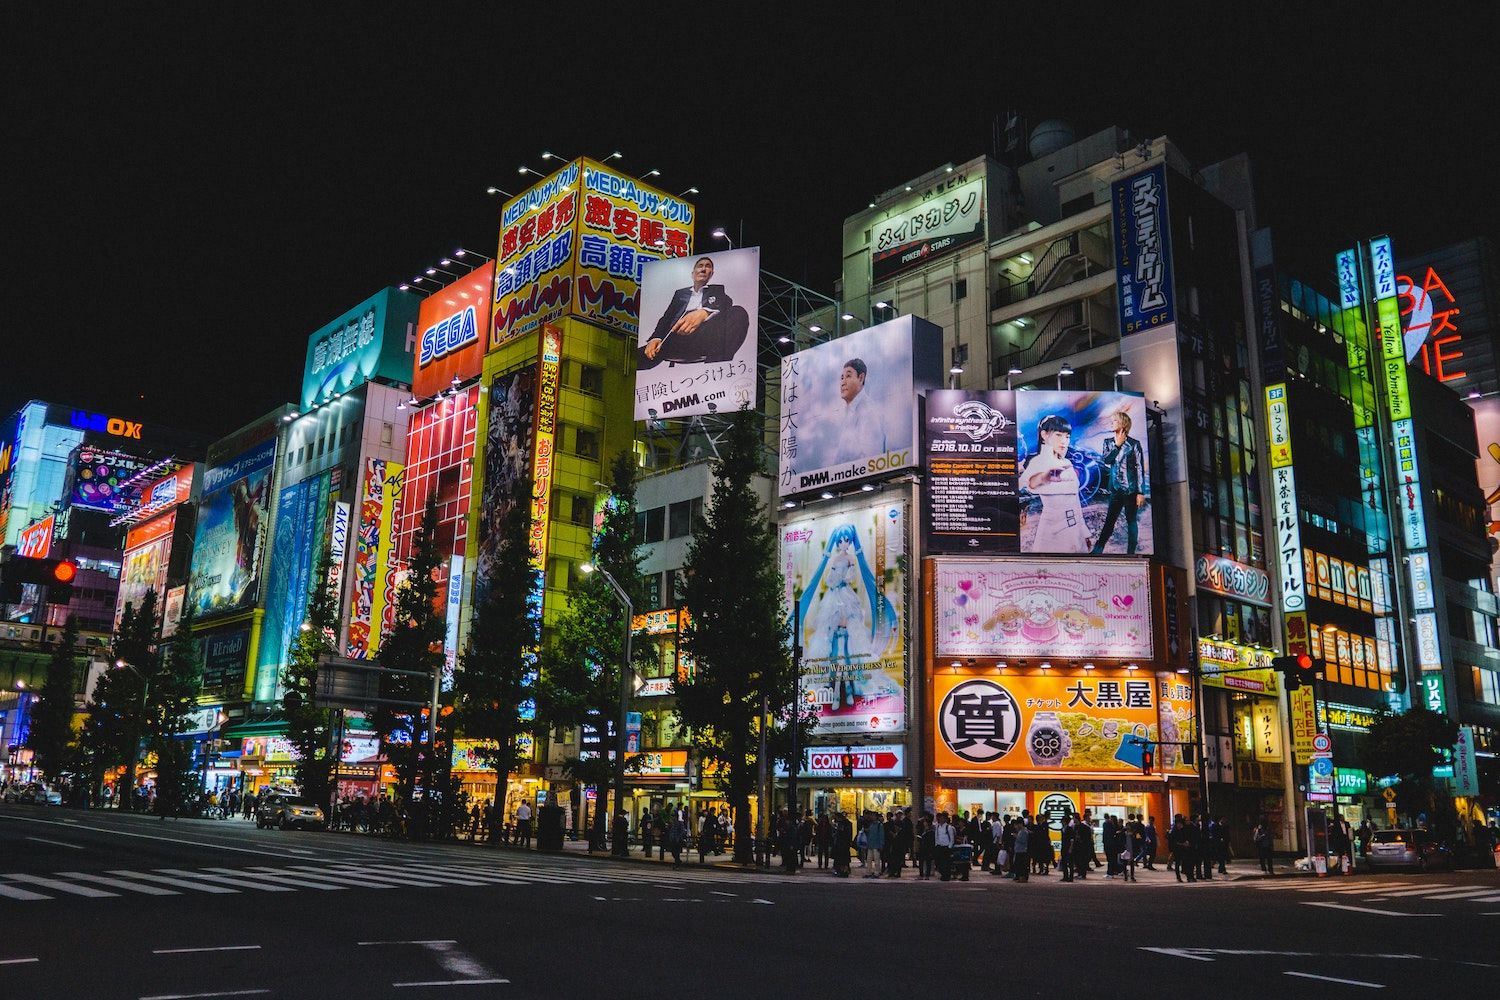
[105,870,240,894]
[56,871,180,896]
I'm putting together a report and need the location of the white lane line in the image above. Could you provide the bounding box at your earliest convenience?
[0,814,290,858]
[1416,888,1500,900]
[199,867,345,891]
[1303,901,1440,917]
[25,836,86,850]
[0,957,40,965]
[1284,971,1385,988]
[105,870,239,894]
[1,874,115,897]
[391,980,509,988]
[139,991,270,1000]
[710,890,737,896]
[244,866,398,889]
[56,872,179,896]
[358,940,458,946]
[392,864,529,886]
[153,945,262,955]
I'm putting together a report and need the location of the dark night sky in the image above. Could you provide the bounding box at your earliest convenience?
[3,5,1492,440]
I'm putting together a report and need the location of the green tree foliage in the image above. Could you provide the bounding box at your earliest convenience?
[674,411,790,862]
[25,615,83,784]
[1361,706,1459,822]
[375,496,446,832]
[80,591,159,809]
[284,552,338,807]
[149,604,202,816]
[536,451,648,842]
[454,482,538,822]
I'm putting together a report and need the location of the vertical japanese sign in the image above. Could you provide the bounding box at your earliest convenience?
[1421,673,1446,714]
[1112,163,1175,336]
[1453,726,1480,796]
[347,459,403,659]
[1290,684,1318,765]
[301,288,419,411]
[530,325,562,608]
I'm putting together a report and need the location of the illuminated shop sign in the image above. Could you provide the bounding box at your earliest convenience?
[1336,248,1361,310]
[1194,553,1271,607]
[1112,163,1175,335]
[1397,266,1464,383]
[68,410,143,440]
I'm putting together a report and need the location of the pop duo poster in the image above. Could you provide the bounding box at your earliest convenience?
[781,500,908,735]
[922,389,1153,556]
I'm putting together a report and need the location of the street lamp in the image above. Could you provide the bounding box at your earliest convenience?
[710,227,734,250]
[579,561,633,857]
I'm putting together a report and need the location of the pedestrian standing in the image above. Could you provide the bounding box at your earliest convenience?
[1143,815,1159,870]
[669,812,687,866]
[1072,816,1095,880]
[1059,814,1076,882]
[916,813,935,879]
[815,813,832,869]
[1012,820,1030,882]
[1121,815,1142,882]
[515,799,533,849]
[933,811,956,881]
[832,811,853,877]
[1170,816,1197,882]
[1213,815,1231,875]
[1253,817,1274,874]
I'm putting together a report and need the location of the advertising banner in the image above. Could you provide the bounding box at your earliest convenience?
[932,672,1158,774]
[783,500,907,734]
[17,515,54,558]
[777,315,942,496]
[492,162,579,348]
[163,585,185,636]
[1290,684,1318,765]
[1197,638,1279,694]
[189,437,276,618]
[1454,726,1480,796]
[1112,163,1175,336]
[347,460,403,659]
[413,262,491,399]
[115,510,176,629]
[1194,553,1271,607]
[1155,673,1197,774]
[198,623,251,699]
[258,472,331,685]
[775,744,906,779]
[870,175,985,282]
[474,364,537,608]
[528,326,562,608]
[634,247,759,420]
[135,465,194,522]
[922,389,1153,555]
[933,558,1153,661]
[71,446,154,513]
[1271,463,1306,612]
[301,287,419,411]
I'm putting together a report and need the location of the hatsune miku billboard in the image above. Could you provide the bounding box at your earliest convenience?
[781,499,908,735]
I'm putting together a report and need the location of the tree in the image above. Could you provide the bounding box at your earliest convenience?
[454,482,538,831]
[25,615,83,785]
[81,591,158,810]
[1361,707,1460,826]
[536,451,648,846]
[375,496,447,836]
[148,604,202,817]
[284,551,338,809]
[674,410,791,863]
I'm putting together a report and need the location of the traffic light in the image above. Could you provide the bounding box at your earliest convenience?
[1272,652,1316,691]
[0,556,78,604]
[1141,746,1155,776]
[840,747,855,779]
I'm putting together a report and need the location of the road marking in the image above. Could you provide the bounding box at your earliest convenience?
[0,883,50,900]
[0,814,290,857]
[139,991,270,999]
[358,940,459,946]
[55,872,179,896]
[106,870,239,894]
[153,945,263,955]
[1,873,115,897]
[321,864,490,887]
[376,939,506,988]
[1415,889,1500,900]
[283,865,427,888]
[0,957,40,965]
[199,867,345,891]
[710,890,737,896]
[750,898,774,904]
[1140,947,1421,962]
[25,836,85,850]
[153,869,294,892]
[392,980,509,988]
[1141,947,1214,962]
[243,866,397,889]
[1304,901,1440,917]
[1284,971,1385,988]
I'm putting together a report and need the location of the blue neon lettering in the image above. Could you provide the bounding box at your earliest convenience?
[419,305,479,367]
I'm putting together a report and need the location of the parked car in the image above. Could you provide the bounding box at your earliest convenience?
[256,793,325,831]
[1,783,60,805]
[1365,828,1453,872]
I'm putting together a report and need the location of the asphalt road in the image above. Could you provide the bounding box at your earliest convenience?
[2,803,1497,998]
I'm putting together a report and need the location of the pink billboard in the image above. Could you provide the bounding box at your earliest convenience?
[934,558,1152,661]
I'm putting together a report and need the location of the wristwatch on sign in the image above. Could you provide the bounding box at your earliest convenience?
[1026,712,1071,768]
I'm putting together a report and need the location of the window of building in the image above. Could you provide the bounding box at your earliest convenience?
[575,428,600,460]
[668,499,700,539]
[570,493,594,527]
[381,422,394,446]
[953,279,967,302]
[635,506,665,544]
[578,364,605,396]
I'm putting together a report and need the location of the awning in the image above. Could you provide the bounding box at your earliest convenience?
[223,720,288,739]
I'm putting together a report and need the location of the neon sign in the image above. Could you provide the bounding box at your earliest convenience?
[1397,267,1464,382]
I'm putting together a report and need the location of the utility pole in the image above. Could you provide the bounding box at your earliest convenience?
[787,602,802,823]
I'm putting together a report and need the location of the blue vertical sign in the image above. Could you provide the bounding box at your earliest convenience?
[1112,164,1175,336]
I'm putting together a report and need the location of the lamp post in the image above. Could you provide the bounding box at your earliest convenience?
[115,657,151,810]
[581,561,633,857]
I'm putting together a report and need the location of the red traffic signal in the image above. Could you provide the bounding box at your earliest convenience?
[1273,653,1318,691]
[1141,747,1155,776]
[52,560,77,584]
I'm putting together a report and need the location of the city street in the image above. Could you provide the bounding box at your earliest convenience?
[3,805,1497,997]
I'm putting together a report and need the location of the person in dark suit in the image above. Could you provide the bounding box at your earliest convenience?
[637,256,751,369]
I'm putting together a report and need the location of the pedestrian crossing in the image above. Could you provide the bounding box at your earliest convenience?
[0,858,800,902]
[1239,876,1500,907]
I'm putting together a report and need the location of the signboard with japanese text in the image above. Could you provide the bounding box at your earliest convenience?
[1414,610,1443,672]
[1197,638,1279,694]
[1421,673,1446,714]
[921,389,1153,555]
[70,446,154,513]
[1253,700,1283,763]
[634,247,759,420]
[134,465,195,523]
[777,315,942,496]
[870,175,985,282]
[782,500,907,735]
[1290,684,1318,765]
[1336,248,1361,310]
[932,672,1159,775]
[413,262,491,399]
[1155,672,1197,775]
[347,460,403,660]
[933,558,1152,661]
[1271,462,1306,611]
[189,437,277,619]
[1454,726,1479,796]
[491,160,694,348]
[1112,164,1175,335]
[115,509,176,629]
[300,287,420,411]
[17,515,54,558]
[1265,385,1292,468]
[1194,553,1271,607]
[528,325,562,609]
[1398,265,1466,382]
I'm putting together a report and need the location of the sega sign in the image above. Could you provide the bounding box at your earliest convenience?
[411,262,491,399]
[419,305,479,368]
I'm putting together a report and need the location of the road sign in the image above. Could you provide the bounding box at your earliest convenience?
[1382,787,1397,803]
[1312,757,1334,776]
[1311,733,1332,753]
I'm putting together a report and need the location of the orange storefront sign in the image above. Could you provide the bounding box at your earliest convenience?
[413,261,491,399]
[932,672,1160,776]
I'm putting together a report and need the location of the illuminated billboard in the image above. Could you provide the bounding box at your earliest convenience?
[777,314,942,497]
[188,437,276,618]
[115,509,176,628]
[922,389,1153,555]
[781,499,908,735]
[17,515,54,558]
[1112,164,1175,336]
[933,557,1153,661]
[491,159,695,349]
[932,671,1160,775]
[133,465,195,523]
[259,472,332,684]
[300,287,421,411]
[871,175,985,282]
[70,445,154,513]
[474,364,536,608]
[347,460,403,659]
[413,263,491,399]
[634,247,760,420]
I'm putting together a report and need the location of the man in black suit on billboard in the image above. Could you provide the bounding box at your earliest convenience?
[636,256,751,370]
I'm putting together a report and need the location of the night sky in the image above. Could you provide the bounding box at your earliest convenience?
[4,5,1492,440]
